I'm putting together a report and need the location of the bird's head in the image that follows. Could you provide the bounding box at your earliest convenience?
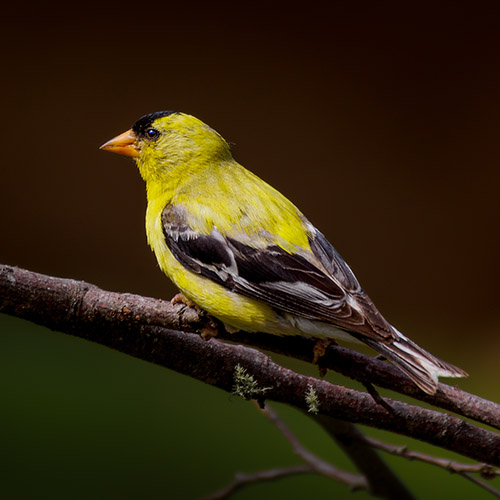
[100,111,232,183]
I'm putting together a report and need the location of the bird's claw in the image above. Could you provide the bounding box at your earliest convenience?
[312,338,335,364]
[171,292,198,308]
[201,320,219,340]
[312,339,337,377]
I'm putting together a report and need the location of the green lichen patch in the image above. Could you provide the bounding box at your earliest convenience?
[232,364,271,399]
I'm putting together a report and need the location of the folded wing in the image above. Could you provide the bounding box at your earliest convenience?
[162,203,395,342]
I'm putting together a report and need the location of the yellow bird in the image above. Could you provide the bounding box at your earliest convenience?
[100,111,467,394]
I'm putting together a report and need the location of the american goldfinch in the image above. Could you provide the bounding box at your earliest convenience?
[100,111,467,394]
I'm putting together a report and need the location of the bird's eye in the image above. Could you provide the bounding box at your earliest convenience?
[145,128,160,140]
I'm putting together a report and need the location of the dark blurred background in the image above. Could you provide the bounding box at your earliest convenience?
[1,2,499,499]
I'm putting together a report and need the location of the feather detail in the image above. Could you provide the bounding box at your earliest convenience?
[363,328,468,394]
[162,203,394,340]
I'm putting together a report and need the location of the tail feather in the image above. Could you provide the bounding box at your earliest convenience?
[364,328,468,395]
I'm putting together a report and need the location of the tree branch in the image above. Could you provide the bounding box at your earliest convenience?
[1,264,500,468]
[460,474,500,499]
[313,416,415,499]
[1,264,497,430]
[364,436,500,478]
[316,415,500,498]
[203,403,414,499]
[258,404,367,490]
[363,435,500,498]
[198,465,315,500]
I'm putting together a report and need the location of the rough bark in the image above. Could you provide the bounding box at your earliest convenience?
[1,264,499,468]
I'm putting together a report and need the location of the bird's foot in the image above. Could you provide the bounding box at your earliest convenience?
[171,292,219,339]
[312,338,336,364]
[171,292,198,308]
[312,339,337,377]
[171,292,208,322]
[223,323,240,334]
[201,319,219,341]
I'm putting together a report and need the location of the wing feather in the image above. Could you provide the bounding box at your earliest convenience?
[162,204,395,341]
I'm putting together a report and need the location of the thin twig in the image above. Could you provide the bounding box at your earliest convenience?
[316,414,500,498]
[365,436,500,477]
[198,465,314,500]
[363,436,500,498]
[313,415,415,500]
[362,381,397,416]
[257,403,367,490]
[460,473,500,499]
[200,403,368,500]
[317,412,500,498]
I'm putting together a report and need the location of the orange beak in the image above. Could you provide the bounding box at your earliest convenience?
[100,129,140,158]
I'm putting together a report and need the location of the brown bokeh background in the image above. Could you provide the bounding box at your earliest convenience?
[3,3,499,358]
[1,3,499,499]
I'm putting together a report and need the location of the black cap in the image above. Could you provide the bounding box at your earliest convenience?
[132,111,179,136]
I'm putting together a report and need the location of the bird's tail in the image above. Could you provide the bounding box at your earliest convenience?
[364,328,468,395]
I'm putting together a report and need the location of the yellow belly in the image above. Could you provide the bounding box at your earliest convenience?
[147,212,289,334]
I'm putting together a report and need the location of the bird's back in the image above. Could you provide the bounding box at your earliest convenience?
[169,159,313,255]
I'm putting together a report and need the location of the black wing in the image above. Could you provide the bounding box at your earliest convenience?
[162,204,395,340]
